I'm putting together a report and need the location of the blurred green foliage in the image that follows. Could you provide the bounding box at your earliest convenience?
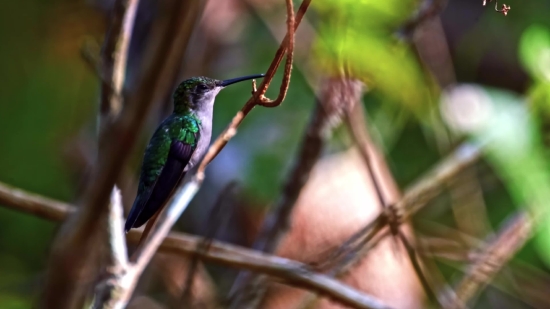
[0,1,99,307]
[520,25,550,128]
[312,0,437,117]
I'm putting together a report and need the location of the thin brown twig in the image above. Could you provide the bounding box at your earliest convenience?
[0,181,392,309]
[227,77,355,308]
[176,182,238,309]
[399,0,448,39]
[345,100,449,308]
[146,231,394,309]
[318,143,482,275]
[291,144,482,308]
[343,96,388,210]
[452,213,534,308]
[417,223,547,309]
[0,183,71,221]
[397,230,441,307]
[196,0,310,178]
[99,0,139,120]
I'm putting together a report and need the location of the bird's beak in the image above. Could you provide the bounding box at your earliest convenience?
[219,73,265,87]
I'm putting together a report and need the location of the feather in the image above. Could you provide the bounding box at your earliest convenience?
[126,140,194,230]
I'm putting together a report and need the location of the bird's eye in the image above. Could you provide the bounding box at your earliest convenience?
[197,84,208,92]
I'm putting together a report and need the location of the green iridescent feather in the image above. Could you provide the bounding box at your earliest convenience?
[138,113,200,191]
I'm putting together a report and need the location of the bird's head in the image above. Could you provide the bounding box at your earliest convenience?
[173,74,264,114]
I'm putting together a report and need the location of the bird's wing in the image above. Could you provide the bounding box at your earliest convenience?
[125,123,199,232]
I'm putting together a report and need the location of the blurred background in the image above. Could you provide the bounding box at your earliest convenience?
[1,0,550,308]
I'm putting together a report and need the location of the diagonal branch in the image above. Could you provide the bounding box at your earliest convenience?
[317,143,483,279]
[227,77,364,308]
[41,0,204,307]
[0,181,392,309]
[451,212,534,308]
[41,0,139,307]
[196,0,309,177]
[99,0,140,285]
[99,0,139,121]
[398,0,448,39]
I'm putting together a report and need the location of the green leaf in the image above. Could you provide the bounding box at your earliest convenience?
[311,0,435,118]
[519,24,550,82]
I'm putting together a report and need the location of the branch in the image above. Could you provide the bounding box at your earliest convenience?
[41,0,139,306]
[452,213,534,308]
[41,0,205,307]
[0,181,393,309]
[419,221,548,309]
[228,76,365,307]
[99,0,139,121]
[343,88,389,209]
[86,0,305,306]
[107,187,129,273]
[0,183,71,221]
[94,181,201,308]
[176,182,238,308]
[319,143,483,278]
[398,0,448,39]
[293,143,482,309]
[98,0,140,292]
[196,0,310,178]
[397,230,441,306]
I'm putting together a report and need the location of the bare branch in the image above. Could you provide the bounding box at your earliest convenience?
[0,182,71,221]
[397,230,441,307]
[161,231,392,309]
[41,0,140,306]
[41,0,204,307]
[99,0,139,120]
[255,0,295,107]
[452,213,534,308]
[196,0,310,178]
[176,182,238,308]
[343,91,388,209]
[399,0,448,39]
[134,181,200,271]
[397,143,482,219]
[107,187,129,272]
[0,181,393,309]
[318,143,482,277]
[420,222,550,309]
[228,76,365,307]
[99,0,140,287]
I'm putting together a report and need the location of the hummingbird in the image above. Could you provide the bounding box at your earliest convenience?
[125,74,265,232]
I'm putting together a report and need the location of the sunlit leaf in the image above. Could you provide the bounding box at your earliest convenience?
[519,25,550,82]
[312,0,435,117]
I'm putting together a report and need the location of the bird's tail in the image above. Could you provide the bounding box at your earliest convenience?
[129,210,160,262]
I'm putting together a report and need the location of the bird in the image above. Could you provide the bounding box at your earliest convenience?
[125,74,265,233]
